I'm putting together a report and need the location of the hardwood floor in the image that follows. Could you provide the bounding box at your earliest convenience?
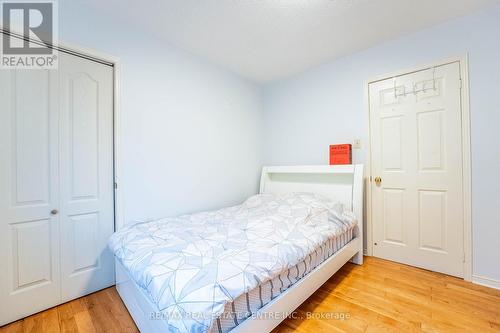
[2,257,500,333]
[0,287,138,333]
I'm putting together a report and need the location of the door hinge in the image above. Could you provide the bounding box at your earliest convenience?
[114,182,118,189]
[463,252,466,263]
[459,78,463,90]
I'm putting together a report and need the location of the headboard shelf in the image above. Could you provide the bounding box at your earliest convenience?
[262,164,357,174]
[260,164,364,259]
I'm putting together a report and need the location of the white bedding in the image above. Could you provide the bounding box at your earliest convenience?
[109,192,357,333]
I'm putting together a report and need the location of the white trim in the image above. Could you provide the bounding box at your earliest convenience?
[363,78,373,257]
[472,275,500,291]
[364,56,473,281]
[365,56,467,84]
[0,29,124,233]
[459,55,473,282]
[112,60,124,232]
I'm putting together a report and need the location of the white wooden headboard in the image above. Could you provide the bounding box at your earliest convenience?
[260,164,364,245]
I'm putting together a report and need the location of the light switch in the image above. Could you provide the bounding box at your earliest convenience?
[353,139,362,149]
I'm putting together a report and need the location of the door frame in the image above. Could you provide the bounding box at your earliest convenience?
[0,28,124,232]
[364,56,472,281]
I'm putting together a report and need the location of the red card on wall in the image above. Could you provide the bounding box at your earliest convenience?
[330,144,352,165]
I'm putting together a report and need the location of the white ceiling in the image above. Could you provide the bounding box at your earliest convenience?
[84,0,499,82]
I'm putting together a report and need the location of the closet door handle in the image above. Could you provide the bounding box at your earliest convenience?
[50,209,59,215]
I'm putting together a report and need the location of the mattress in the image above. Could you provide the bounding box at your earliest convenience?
[210,228,354,333]
[109,192,357,333]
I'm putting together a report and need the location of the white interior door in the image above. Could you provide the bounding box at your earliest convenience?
[0,69,61,325]
[58,52,115,301]
[369,62,464,277]
[0,51,115,325]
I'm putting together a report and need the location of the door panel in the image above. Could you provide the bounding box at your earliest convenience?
[381,116,403,170]
[71,213,100,271]
[418,190,447,252]
[370,62,464,277]
[69,73,100,200]
[59,52,115,301]
[382,188,405,245]
[13,71,51,205]
[417,110,445,171]
[13,219,52,288]
[0,69,61,325]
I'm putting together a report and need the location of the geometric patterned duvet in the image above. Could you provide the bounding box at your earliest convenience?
[212,227,354,333]
[109,192,357,333]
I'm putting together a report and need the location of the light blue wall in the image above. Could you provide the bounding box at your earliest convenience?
[59,2,264,222]
[59,1,500,283]
[263,5,500,282]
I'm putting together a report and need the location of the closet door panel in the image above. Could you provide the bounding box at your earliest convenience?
[0,69,61,325]
[59,52,115,301]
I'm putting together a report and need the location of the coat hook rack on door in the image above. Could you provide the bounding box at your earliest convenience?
[392,66,438,98]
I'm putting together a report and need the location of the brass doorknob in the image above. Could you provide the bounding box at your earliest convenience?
[374,177,382,185]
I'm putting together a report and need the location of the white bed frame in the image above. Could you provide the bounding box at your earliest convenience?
[115,164,364,333]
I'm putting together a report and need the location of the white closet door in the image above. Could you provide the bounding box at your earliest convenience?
[369,62,464,277]
[0,51,114,325]
[0,69,61,325]
[58,52,115,301]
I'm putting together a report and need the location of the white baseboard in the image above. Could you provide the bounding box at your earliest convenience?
[472,274,500,290]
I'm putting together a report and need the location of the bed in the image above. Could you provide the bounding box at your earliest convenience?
[112,164,364,333]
